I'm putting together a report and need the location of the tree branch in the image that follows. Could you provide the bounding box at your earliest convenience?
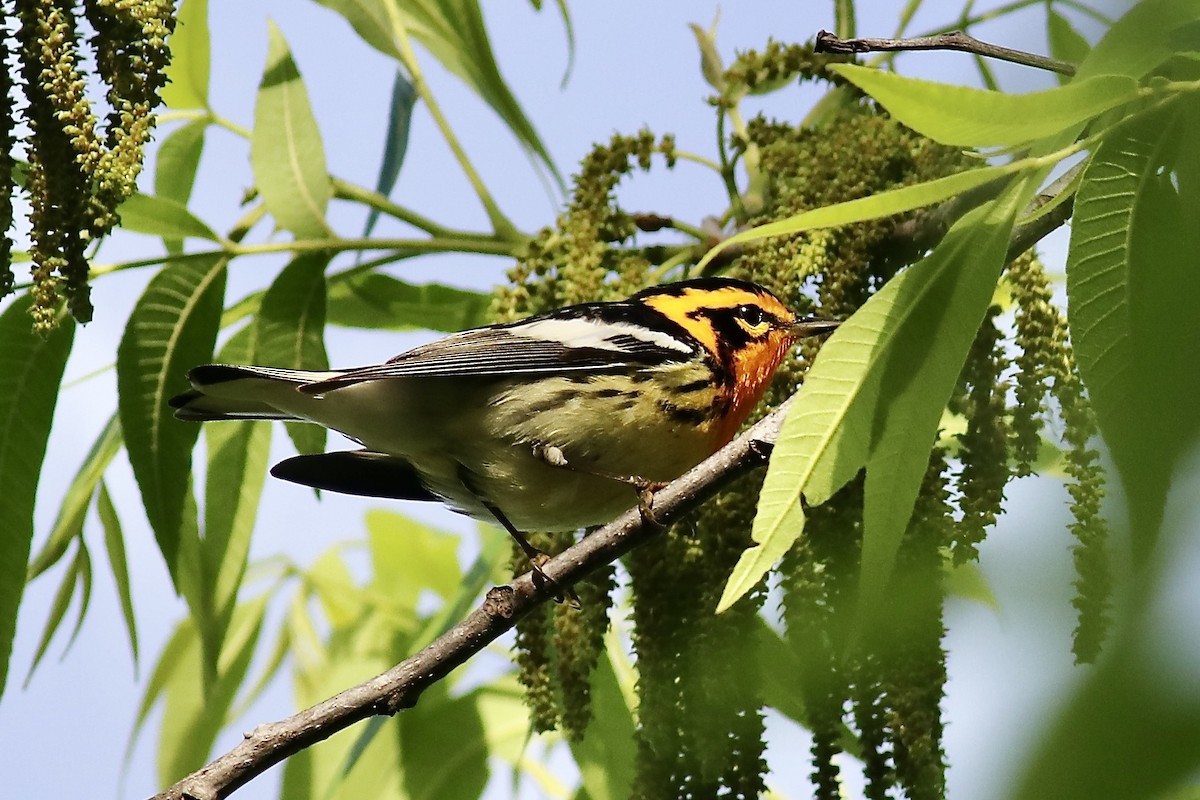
[815,29,1077,76]
[149,399,793,800]
[150,151,1084,800]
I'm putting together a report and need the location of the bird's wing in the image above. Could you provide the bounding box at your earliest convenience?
[300,312,697,392]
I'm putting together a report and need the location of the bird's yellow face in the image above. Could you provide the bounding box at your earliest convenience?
[641,284,805,447]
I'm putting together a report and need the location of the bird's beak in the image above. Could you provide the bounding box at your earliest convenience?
[788,316,841,338]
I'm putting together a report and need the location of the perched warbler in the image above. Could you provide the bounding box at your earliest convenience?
[171,278,838,563]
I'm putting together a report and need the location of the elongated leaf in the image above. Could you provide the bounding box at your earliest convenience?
[157,597,268,786]
[0,295,74,699]
[856,182,1029,626]
[252,22,333,239]
[155,120,208,207]
[254,254,330,455]
[23,541,84,685]
[116,193,219,242]
[400,683,488,800]
[161,0,210,109]
[570,652,636,800]
[118,255,226,579]
[313,0,561,184]
[98,481,139,668]
[203,327,272,643]
[327,273,490,332]
[830,65,1138,148]
[700,162,1018,271]
[1067,103,1200,558]
[1047,9,1091,73]
[719,180,1034,613]
[362,71,416,241]
[27,413,121,579]
[1076,0,1200,80]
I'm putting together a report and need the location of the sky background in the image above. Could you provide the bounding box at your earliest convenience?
[6,1,1178,799]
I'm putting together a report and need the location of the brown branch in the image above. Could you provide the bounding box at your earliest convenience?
[149,153,1085,800]
[149,399,793,800]
[815,29,1077,76]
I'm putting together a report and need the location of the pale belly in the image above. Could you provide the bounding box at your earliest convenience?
[278,371,719,531]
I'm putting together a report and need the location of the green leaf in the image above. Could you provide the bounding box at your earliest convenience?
[254,254,330,455]
[570,651,636,800]
[400,683,488,800]
[116,192,219,242]
[366,510,462,612]
[188,327,271,673]
[98,481,139,669]
[23,541,84,685]
[0,295,74,700]
[362,71,416,241]
[1076,0,1200,80]
[719,181,1033,613]
[698,161,1016,272]
[829,64,1138,148]
[118,255,226,580]
[27,413,122,579]
[157,597,268,786]
[327,273,491,332]
[155,119,208,209]
[252,21,333,239]
[1066,103,1200,559]
[312,0,561,186]
[161,0,210,109]
[1047,9,1091,73]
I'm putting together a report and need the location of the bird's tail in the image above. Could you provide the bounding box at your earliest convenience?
[170,364,341,421]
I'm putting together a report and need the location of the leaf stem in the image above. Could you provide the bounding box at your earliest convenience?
[380,5,519,239]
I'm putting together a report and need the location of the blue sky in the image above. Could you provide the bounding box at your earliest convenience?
[3,1,1142,798]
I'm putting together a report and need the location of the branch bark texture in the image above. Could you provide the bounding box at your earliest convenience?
[815,29,1077,76]
[150,400,792,800]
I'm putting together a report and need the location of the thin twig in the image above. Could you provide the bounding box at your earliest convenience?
[148,400,793,800]
[815,29,1077,76]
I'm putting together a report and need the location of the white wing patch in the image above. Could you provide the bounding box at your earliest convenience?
[514,318,693,353]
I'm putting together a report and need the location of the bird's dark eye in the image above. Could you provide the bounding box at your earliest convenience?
[737,304,765,326]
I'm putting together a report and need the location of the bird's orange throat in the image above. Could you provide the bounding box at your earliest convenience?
[710,332,794,448]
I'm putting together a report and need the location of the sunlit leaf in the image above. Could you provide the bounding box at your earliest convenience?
[1047,9,1091,75]
[698,162,1016,272]
[830,65,1137,148]
[161,0,210,109]
[1076,0,1200,80]
[23,541,85,684]
[400,683,488,800]
[252,22,333,238]
[27,414,121,579]
[367,510,461,612]
[203,411,271,640]
[570,651,636,800]
[155,119,208,252]
[254,254,330,455]
[312,0,561,185]
[157,597,268,786]
[327,273,490,332]
[118,255,226,579]
[720,180,1034,613]
[0,295,74,699]
[116,193,219,242]
[98,481,139,668]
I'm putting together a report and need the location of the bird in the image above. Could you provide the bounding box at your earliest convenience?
[171,277,839,571]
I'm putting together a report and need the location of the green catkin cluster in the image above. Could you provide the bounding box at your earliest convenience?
[7,0,175,329]
[626,472,768,800]
[950,306,1011,563]
[496,37,1113,798]
[1,5,13,297]
[1006,251,1111,662]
